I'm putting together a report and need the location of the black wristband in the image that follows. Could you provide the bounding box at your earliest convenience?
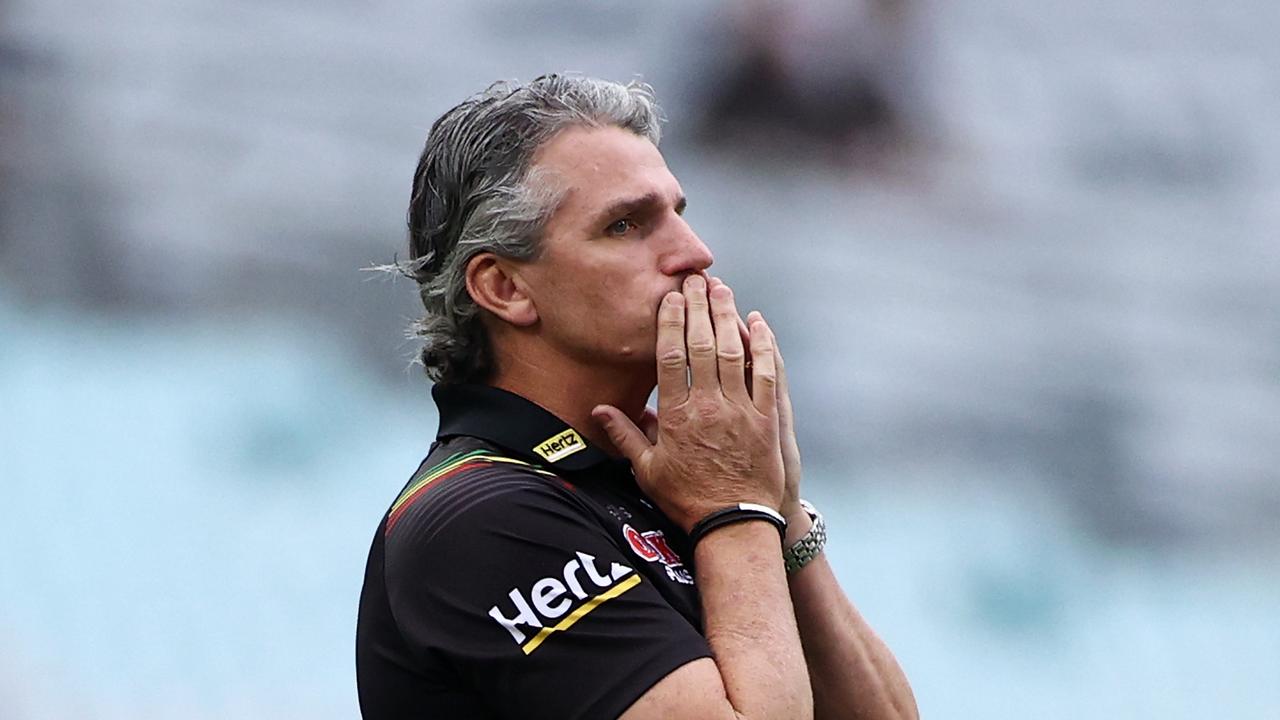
[688,503,787,547]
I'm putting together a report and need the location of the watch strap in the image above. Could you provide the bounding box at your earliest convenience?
[783,499,826,574]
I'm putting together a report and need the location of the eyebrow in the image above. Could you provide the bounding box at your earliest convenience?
[592,192,687,228]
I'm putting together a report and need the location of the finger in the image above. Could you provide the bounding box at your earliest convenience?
[640,406,660,445]
[683,274,718,391]
[773,331,796,440]
[747,311,778,417]
[709,282,750,403]
[775,337,792,416]
[592,405,653,470]
[773,336,803,479]
[711,277,753,395]
[655,291,689,407]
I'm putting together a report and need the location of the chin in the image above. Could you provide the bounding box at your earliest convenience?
[614,345,651,363]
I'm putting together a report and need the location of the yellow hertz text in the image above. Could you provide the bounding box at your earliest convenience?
[533,428,587,463]
[488,551,641,655]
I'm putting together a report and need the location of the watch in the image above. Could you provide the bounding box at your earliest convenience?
[782,499,826,574]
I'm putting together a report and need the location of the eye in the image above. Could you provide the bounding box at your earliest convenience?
[605,218,637,236]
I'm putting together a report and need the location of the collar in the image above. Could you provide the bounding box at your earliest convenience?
[433,383,616,472]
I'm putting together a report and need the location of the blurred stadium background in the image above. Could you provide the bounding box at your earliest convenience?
[2,0,1278,718]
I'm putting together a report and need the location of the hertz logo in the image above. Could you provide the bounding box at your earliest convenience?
[488,551,641,655]
[533,429,586,463]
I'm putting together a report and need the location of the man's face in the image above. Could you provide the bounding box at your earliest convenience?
[518,125,714,370]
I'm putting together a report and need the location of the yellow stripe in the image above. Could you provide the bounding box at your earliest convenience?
[520,573,642,655]
[488,456,551,472]
[461,454,557,478]
[391,452,559,513]
[391,451,492,512]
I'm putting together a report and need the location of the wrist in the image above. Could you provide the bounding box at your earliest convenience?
[688,502,787,547]
[692,517,790,561]
[678,492,785,535]
[782,499,826,574]
[780,496,804,519]
[781,506,813,547]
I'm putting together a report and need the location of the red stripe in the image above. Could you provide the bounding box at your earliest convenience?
[385,460,492,535]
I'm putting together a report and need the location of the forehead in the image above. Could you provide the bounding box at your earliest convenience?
[532,125,681,227]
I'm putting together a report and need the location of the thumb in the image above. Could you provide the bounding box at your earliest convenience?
[592,404,653,468]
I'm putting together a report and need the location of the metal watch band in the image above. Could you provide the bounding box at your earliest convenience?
[783,499,826,574]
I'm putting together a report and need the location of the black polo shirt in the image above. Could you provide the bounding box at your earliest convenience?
[356,384,710,719]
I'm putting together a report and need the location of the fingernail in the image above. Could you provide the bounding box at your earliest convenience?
[686,275,705,290]
[665,291,685,307]
[710,284,731,299]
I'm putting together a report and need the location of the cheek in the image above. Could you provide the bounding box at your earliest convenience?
[538,274,615,330]
[581,278,654,336]
[535,247,662,336]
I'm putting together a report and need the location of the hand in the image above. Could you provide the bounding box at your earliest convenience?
[592,274,786,533]
[773,327,811,544]
[705,277,809,541]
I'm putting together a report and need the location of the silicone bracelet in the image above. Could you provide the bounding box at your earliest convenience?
[688,503,787,547]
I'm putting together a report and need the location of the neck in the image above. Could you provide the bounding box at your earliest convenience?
[489,349,653,457]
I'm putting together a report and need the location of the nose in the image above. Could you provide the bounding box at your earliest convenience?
[657,215,714,276]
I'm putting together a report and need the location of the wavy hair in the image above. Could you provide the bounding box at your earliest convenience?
[397,74,663,384]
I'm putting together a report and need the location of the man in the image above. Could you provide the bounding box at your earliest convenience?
[356,74,917,720]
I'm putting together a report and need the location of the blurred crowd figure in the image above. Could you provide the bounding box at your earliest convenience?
[697,0,930,171]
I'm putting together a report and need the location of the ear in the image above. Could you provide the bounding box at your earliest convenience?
[465,253,538,327]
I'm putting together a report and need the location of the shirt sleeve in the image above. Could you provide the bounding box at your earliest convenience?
[383,467,711,720]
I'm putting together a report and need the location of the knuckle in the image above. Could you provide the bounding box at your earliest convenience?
[694,399,721,420]
[716,349,745,363]
[751,337,775,353]
[659,348,687,368]
[663,409,691,429]
[687,339,716,355]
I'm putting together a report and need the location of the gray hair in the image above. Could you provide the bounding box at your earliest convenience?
[401,74,663,384]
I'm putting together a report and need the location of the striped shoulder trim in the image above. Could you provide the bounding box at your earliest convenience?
[386,449,557,535]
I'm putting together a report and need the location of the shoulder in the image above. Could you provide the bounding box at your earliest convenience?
[384,439,591,553]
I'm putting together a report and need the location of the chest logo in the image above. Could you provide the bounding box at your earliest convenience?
[533,428,587,463]
[623,524,695,585]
